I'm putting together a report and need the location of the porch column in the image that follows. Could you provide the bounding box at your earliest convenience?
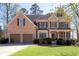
[72,30,74,39]
[65,31,66,40]
[20,34,23,43]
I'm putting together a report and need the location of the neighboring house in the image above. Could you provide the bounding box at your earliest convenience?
[7,11,72,43]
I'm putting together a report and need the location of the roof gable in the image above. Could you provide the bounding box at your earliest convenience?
[48,13,58,21]
[7,12,36,27]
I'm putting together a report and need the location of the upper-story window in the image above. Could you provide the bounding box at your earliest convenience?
[23,18,25,26]
[59,22,69,29]
[37,22,48,29]
[50,22,57,28]
[17,18,25,27]
[17,18,19,26]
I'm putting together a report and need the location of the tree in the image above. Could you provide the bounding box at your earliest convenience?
[0,3,19,24]
[0,3,20,38]
[19,8,28,14]
[55,7,71,21]
[63,3,79,41]
[30,3,43,15]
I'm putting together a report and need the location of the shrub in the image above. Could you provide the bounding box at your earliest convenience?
[42,38,53,44]
[66,40,71,45]
[66,39,76,45]
[0,38,8,44]
[39,39,43,44]
[41,39,46,44]
[56,38,66,45]
[37,38,57,45]
[33,39,39,44]
[54,38,58,40]
[71,40,76,45]
[55,38,76,45]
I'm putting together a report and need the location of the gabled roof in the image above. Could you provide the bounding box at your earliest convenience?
[7,12,37,27]
[26,15,51,21]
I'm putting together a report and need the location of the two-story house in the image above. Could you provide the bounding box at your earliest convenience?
[7,8,72,43]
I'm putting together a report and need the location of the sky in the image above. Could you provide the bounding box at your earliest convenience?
[20,3,61,14]
[20,3,52,14]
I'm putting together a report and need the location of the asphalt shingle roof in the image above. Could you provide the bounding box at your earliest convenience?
[26,15,51,21]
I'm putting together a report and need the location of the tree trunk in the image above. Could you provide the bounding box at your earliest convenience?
[4,3,9,39]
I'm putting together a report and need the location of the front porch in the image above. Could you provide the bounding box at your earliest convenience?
[49,29,72,40]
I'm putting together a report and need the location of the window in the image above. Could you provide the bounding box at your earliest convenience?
[17,18,26,27]
[23,18,25,26]
[37,22,40,28]
[59,22,68,28]
[17,18,19,26]
[37,22,48,29]
[19,19,23,27]
[50,22,57,28]
[39,32,46,39]
[64,23,69,28]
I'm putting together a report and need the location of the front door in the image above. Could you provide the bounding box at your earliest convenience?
[51,33,55,39]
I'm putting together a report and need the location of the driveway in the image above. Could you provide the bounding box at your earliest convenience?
[0,44,30,56]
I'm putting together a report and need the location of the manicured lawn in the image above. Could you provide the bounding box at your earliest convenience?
[10,45,79,56]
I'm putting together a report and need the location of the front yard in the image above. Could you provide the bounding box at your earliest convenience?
[10,45,79,56]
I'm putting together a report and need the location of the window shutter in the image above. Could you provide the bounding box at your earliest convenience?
[17,18,19,26]
[23,18,25,26]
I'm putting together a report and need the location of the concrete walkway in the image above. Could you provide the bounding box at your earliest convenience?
[0,44,30,56]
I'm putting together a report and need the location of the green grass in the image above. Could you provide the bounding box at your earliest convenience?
[10,45,79,56]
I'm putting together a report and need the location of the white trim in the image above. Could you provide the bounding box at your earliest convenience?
[48,13,58,20]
